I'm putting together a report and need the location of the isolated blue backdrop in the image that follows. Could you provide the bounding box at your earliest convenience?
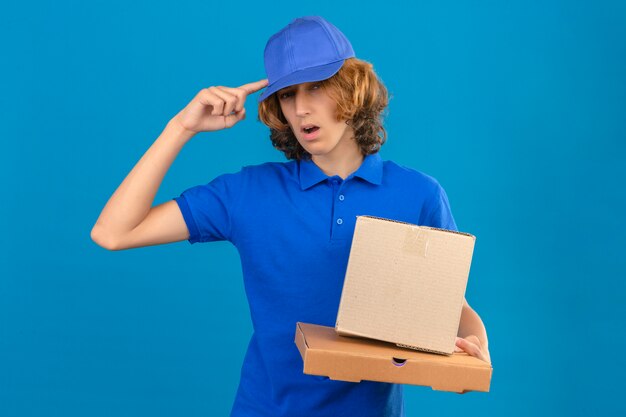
[1,1,625,416]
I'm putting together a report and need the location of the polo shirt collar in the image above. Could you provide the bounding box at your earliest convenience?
[298,153,383,190]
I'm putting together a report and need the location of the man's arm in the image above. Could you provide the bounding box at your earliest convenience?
[90,79,268,250]
[90,119,194,250]
[455,298,491,364]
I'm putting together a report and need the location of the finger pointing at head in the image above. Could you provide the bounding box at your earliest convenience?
[239,78,269,95]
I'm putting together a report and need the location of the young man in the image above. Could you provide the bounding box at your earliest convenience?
[92,15,490,417]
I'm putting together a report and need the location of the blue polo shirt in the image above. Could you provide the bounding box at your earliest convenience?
[173,152,457,417]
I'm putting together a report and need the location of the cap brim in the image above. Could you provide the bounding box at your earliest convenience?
[257,60,345,103]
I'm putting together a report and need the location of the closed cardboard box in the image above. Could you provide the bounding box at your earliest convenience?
[335,215,476,355]
[295,322,492,393]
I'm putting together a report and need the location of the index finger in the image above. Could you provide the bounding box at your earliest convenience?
[239,78,269,94]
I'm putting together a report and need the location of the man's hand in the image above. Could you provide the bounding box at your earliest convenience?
[452,334,491,395]
[454,334,491,364]
[173,78,269,134]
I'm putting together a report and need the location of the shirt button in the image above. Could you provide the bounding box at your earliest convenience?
[337,218,343,225]
[338,194,345,201]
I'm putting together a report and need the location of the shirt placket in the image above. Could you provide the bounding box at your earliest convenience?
[329,177,348,241]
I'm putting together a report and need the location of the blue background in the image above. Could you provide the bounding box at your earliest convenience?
[1,1,625,416]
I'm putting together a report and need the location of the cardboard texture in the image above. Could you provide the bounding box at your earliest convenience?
[295,322,491,393]
[335,215,476,355]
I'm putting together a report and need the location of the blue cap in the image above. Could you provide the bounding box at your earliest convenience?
[257,16,355,103]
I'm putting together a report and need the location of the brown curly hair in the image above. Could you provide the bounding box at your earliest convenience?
[257,57,390,161]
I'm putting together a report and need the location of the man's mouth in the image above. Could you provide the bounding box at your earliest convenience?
[302,124,320,134]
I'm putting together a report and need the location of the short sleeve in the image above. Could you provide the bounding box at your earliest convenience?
[172,171,243,244]
[424,183,458,232]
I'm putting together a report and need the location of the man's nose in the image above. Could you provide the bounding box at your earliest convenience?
[295,91,311,117]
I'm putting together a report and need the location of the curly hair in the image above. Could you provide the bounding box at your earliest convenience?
[257,57,390,161]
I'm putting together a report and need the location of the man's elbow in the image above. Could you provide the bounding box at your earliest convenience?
[90,224,123,251]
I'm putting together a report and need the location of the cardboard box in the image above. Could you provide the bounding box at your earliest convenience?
[335,215,476,355]
[295,322,492,393]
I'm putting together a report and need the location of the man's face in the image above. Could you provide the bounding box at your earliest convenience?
[276,81,355,160]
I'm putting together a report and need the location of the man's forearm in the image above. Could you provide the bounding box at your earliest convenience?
[92,118,194,240]
[457,301,489,349]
